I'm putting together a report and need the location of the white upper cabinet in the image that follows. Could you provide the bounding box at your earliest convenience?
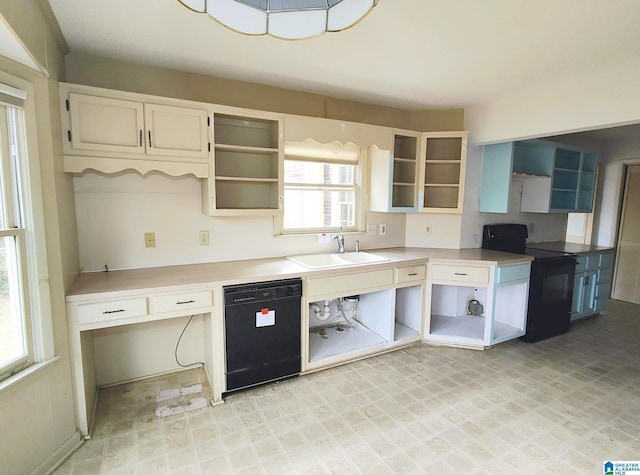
[202,108,284,216]
[61,84,211,177]
[419,132,468,213]
[369,130,421,212]
[369,130,468,214]
[143,103,209,159]
[68,93,145,155]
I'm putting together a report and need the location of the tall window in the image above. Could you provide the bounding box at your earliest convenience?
[282,142,362,233]
[0,94,32,382]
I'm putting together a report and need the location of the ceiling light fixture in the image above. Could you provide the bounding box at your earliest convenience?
[177,0,378,40]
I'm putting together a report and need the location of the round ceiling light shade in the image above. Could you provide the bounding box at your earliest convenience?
[177,0,378,40]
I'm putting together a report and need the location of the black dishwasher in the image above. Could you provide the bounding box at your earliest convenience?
[224,278,302,393]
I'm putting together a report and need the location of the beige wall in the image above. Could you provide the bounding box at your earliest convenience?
[0,1,81,474]
[64,52,464,132]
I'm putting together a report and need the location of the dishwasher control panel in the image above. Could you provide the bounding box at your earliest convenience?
[224,279,302,306]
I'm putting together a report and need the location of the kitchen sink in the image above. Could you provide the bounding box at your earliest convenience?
[287,251,389,269]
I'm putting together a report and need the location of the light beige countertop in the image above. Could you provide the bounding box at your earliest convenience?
[526,241,614,255]
[66,247,533,302]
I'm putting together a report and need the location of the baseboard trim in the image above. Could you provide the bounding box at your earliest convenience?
[36,430,84,475]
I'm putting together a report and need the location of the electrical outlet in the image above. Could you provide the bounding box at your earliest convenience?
[144,232,156,248]
[199,230,210,246]
[529,222,535,233]
[425,224,432,234]
[366,224,377,236]
[379,223,387,236]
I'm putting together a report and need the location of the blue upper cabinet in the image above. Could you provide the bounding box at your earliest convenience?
[479,142,515,213]
[479,139,598,214]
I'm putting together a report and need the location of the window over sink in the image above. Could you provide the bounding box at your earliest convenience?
[278,139,365,235]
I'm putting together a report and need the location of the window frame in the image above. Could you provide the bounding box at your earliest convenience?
[0,76,54,385]
[277,145,366,236]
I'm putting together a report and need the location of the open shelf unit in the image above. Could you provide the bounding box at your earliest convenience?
[204,112,283,215]
[421,133,467,212]
[369,131,420,212]
[391,134,419,209]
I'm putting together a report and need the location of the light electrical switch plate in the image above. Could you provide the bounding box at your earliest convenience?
[425,224,432,234]
[144,232,156,248]
[366,224,377,236]
[379,224,387,236]
[199,230,210,246]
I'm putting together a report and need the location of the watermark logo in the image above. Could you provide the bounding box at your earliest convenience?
[604,461,640,475]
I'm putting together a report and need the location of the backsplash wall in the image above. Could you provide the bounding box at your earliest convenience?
[74,173,406,271]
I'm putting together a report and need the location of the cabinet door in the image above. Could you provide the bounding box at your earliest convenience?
[68,93,145,155]
[582,270,598,313]
[144,103,209,160]
[572,272,585,315]
[420,132,467,213]
[479,142,514,213]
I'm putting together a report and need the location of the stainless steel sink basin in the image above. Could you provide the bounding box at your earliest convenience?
[287,251,389,269]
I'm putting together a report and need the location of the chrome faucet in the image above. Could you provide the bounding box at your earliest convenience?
[333,233,345,253]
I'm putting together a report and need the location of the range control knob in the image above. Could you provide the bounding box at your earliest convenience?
[284,286,294,297]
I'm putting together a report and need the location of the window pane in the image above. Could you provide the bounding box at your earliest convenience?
[284,188,355,229]
[284,160,354,185]
[0,236,26,367]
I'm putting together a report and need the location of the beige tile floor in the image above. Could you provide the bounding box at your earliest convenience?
[55,299,640,474]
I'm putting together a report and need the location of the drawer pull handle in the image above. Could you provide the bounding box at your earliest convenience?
[176,300,195,305]
[408,272,419,276]
[103,309,125,314]
[454,272,467,276]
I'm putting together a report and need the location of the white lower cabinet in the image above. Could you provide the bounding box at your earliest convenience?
[66,287,220,437]
[424,261,531,348]
[304,265,424,371]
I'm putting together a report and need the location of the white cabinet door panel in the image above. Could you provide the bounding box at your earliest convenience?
[144,103,209,159]
[69,93,145,154]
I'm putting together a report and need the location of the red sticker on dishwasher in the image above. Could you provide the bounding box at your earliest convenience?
[261,308,269,314]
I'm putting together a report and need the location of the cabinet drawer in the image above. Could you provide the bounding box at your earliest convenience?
[307,269,394,298]
[76,297,148,325]
[396,265,426,284]
[575,256,588,273]
[151,290,213,314]
[429,264,490,284]
[495,263,531,284]
[599,252,614,269]
[585,254,599,271]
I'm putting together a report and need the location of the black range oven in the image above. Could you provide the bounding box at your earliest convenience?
[482,224,577,342]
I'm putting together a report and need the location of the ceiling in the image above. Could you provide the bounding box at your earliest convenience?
[46,0,640,112]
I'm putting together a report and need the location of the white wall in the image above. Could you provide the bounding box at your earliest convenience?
[405,214,463,249]
[0,2,81,474]
[74,173,405,271]
[594,137,640,247]
[464,61,640,249]
[465,57,640,146]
